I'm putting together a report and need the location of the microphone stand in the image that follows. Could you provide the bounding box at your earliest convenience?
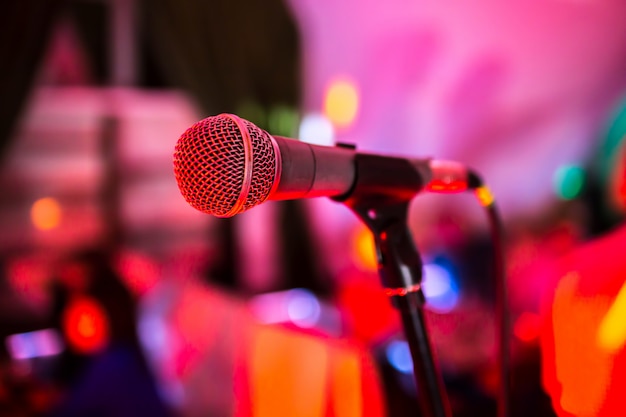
[339,153,451,417]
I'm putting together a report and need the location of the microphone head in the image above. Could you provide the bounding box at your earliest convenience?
[173,114,281,217]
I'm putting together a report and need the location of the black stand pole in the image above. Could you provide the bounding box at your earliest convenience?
[331,152,453,416]
[346,201,450,417]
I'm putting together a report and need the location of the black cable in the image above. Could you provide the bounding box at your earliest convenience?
[468,172,510,417]
[486,202,510,417]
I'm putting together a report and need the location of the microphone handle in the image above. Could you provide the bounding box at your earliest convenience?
[270,136,356,201]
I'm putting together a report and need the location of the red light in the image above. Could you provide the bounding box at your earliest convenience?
[617,165,626,206]
[115,251,160,296]
[62,296,109,354]
[513,312,541,343]
[337,273,400,344]
[426,179,467,193]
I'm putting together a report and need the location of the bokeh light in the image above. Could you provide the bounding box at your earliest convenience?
[513,311,541,343]
[5,329,64,360]
[286,289,322,328]
[351,225,377,271]
[553,164,586,200]
[422,263,459,313]
[323,78,359,129]
[249,288,323,329]
[31,197,62,230]
[268,106,299,137]
[62,296,109,354]
[385,340,413,374]
[299,113,335,146]
[597,280,626,353]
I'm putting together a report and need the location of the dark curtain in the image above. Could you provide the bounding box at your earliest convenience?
[0,0,301,160]
[143,0,325,295]
[141,0,301,115]
[0,0,66,161]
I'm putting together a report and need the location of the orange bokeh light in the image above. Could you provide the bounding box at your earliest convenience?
[323,78,359,129]
[597,279,626,353]
[474,186,495,207]
[31,197,62,230]
[542,272,625,417]
[352,226,377,271]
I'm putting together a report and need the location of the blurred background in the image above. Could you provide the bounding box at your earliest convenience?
[1,0,626,416]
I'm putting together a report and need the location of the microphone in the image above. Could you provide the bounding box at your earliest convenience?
[173,113,472,218]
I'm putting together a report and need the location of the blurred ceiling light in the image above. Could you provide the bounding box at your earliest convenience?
[298,113,335,146]
[31,197,62,230]
[323,78,359,129]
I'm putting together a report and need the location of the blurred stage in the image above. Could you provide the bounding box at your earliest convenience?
[1,1,626,416]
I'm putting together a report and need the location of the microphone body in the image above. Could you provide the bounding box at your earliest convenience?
[269,135,356,201]
[173,114,468,218]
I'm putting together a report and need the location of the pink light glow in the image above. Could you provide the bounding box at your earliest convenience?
[288,0,626,221]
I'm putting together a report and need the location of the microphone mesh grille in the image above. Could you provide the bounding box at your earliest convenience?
[240,118,279,211]
[173,114,278,217]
